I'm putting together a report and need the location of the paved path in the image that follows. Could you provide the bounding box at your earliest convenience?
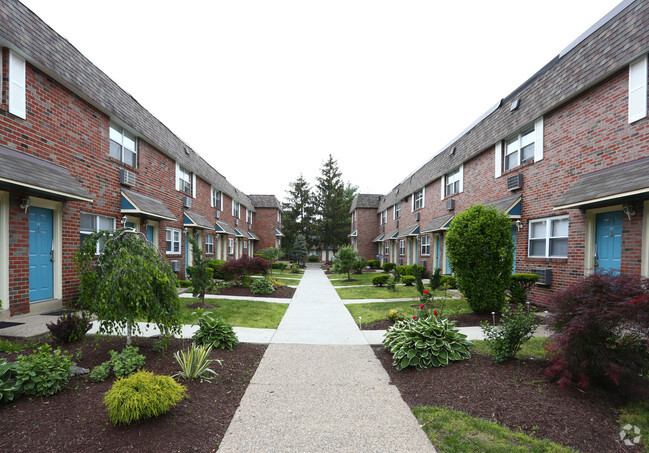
[217,268,436,452]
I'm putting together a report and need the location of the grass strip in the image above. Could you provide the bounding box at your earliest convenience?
[345,298,470,325]
[181,298,288,329]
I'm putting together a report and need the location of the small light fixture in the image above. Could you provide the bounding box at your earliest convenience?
[142,218,148,227]
[20,197,31,214]
[515,219,523,230]
[622,203,635,221]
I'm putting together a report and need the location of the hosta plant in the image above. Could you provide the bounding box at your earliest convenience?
[0,359,19,403]
[193,314,239,350]
[173,343,222,382]
[383,317,472,371]
[14,344,74,397]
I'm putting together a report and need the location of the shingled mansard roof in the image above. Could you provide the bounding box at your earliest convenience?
[249,195,282,209]
[376,0,646,212]
[350,194,383,213]
[0,0,255,211]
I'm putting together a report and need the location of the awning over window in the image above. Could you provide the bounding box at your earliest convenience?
[372,233,385,242]
[214,220,235,235]
[234,228,246,237]
[349,230,358,237]
[485,194,522,218]
[421,214,454,233]
[121,189,176,221]
[0,145,92,202]
[275,229,284,237]
[554,157,649,210]
[248,232,260,240]
[183,211,213,230]
[397,224,420,238]
[384,229,399,240]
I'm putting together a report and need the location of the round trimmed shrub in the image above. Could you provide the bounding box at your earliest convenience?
[104,371,187,425]
[439,275,457,289]
[401,275,416,286]
[250,278,275,295]
[193,314,239,350]
[382,262,396,272]
[372,274,390,287]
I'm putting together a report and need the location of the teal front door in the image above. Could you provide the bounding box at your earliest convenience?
[511,226,517,273]
[146,225,154,243]
[595,211,622,274]
[29,207,54,301]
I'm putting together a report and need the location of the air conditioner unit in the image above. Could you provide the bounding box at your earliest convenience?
[446,199,455,211]
[215,210,221,219]
[170,260,180,273]
[183,196,192,209]
[414,212,420,222]
[234,218,239,226]
[531,267,552,285]
[119,168,135,186]
[507,174,523,191]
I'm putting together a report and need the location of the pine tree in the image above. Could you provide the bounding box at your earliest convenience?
[282,174,316,251]
[292,234,308,266]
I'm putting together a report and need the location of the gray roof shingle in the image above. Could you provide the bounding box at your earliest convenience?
[350,194,383,213]
[249,195,282,209]
[121,189,176,221]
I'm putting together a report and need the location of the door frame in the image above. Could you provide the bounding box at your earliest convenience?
[29,197,62,301]
[642,201,649,277]
[0,191,8,310]
[584,205,623,276]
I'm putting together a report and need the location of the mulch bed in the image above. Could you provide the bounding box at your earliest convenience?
[0,335,266,453]
[212,285,296,299]
[373,346,648,452]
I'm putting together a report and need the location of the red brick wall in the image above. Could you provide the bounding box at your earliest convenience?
[352,208,380,260]
[254,207,281,251]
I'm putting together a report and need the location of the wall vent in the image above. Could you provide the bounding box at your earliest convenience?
[119,168,136,186]
[446,199,455,211]
[531,267,552,285]
[215,210,221,219]
[507,174,523,191]
[183,197,192,209]
[414,212,420,222]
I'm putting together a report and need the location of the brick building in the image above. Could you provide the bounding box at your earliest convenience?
[0,1,281,318]
[249,195,284,251]
[350,0,649,307]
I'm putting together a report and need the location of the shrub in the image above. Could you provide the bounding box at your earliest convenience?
[367,260,380,269]
[104,371,187,425]
[46,312,92,343]
[480,303,540,363]
[386,308,406,322]
[401,275,416,286]
[193,314,239,350]
[173,343,221,382]
[90,362,111,383]
[413,265,425,295]
[383,262,396,272]
[353,257,367,274]
[372,274,390,287]
[332,246,359,280]
[429,268,442,290]
[0,359,19,402]
[109,345,146,378]
[396,265,425,276]
[176,280,192,288]
[544,273,649,389]
[14,345,74,397]
[271,262,287,272]
[206,259,226,279]
[508,273,539,304]
[290,264,301,273]
[308,254,319,262]
[186,237,214,304]
[250,278,275,295]
[439,275,457,289]
[383,317,472,371]
[221,255,270,282]
[268,277,285,288]
[446,204,514,314]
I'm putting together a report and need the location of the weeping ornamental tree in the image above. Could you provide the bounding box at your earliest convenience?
[445,205,514,314]
[75,228,182,344]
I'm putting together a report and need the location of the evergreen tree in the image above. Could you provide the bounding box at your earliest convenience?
[315,155,355,259]
[282,174,316,252]
[292,234,308,266]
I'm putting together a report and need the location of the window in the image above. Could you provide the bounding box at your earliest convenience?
[394,203,401,219]
[205,234,214,254]
[445,168,461,196]
[176,164,192,195]
[243,241,248,255]
[80,213,115,253]
[277,210,282,223]
[8,51,26,119]
[380,210,387,225]
[413,189,424,210]
[228,238,234,255]
[629,55,648,123]
[109,123,137,167]
[504,128,535,171]
[528,216,569,258]
[421,235,430,255]
[246,208,253,224]
[166,228,181,254]
[211,188,222,210]
[399,239,405,256]
[384,242,389,255]
[232,201,240,218]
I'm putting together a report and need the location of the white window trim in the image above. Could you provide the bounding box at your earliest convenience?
[629,55,648,124]
[399,239,406,256]
[444,166,463,197]
[166,228,182,255]
[246,208,253,224]
[211,187,222,209]
[413,188,425,211]
[496,117,544,177]
[420,235,431,256]
[528,215,569,259]
[175,163,193,196]
[228,237,235,255]
[9,50,26,119]
[232,201,240,218]
[585,205,623,276]
[393,203,401,219]
[80,212,116,255]
[205,234,214,255]
[109,123,137,167]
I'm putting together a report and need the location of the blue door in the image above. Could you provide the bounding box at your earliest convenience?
[436,235,441,271]
[29,207,54,301]
[511,226,517,273]
[595,211,622,274]
[146,225,154,243]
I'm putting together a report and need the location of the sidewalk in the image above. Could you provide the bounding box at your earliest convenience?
[217,267,436,452]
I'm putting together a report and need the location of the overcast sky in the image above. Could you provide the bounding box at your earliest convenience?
[21,0,622,202]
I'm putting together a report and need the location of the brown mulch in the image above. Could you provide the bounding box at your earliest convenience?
[373,346,648,453]
[214,285,296,299]
[0,335,266,453]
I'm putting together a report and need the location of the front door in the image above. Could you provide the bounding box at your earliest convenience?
[29,207,54,301]
[595,211,622,274]
[511,226,517,273]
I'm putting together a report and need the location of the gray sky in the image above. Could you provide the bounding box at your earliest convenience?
[21,0,622,202]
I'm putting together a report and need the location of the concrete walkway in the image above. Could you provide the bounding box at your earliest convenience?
[217,268,436,452]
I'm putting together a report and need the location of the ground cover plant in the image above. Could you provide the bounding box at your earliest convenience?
[0,335,266,452]
[180,297,288,329]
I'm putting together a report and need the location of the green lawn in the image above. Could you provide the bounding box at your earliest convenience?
[414,406,576,452]
[180,298,288,329]
[327,272,384,286]
[345,298,470,325]
[337,285,443,300]
[273,276,303,285]
[270,271,303,280]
